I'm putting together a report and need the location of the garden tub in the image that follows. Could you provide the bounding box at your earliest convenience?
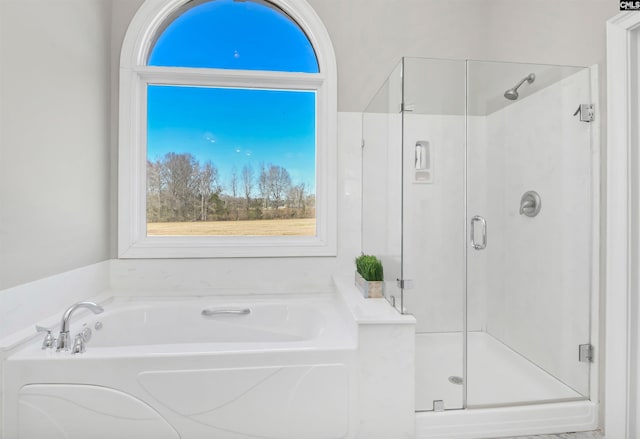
[3,294,357,439]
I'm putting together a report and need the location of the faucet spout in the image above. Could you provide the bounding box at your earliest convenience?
[57,302,104,351]
[60,302,103,333]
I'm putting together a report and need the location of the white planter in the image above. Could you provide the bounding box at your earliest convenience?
[355,272,384,298]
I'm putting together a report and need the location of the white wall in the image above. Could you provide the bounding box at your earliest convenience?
[318,0,618,112]
[0,0,113,290]
[309,0,490,112]
[484,1,616,69]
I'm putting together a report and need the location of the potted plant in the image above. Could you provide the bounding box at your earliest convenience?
[354,254,384,298]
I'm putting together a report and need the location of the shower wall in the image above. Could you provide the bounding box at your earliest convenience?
[402,114,482,333]
[475,68,594,396]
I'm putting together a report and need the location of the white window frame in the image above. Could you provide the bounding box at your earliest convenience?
[118,0,337,258]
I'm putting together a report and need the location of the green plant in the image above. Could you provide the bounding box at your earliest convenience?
[355,254,384,282]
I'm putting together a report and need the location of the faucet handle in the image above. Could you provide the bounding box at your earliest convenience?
[35,325,56,350]
[71,333,86,354]
[78,325,92,343]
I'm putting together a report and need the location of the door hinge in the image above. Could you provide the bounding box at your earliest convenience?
[579,343,594,363]
[396,278,414,289]
[573,104,594,122]
[401,103,415,112]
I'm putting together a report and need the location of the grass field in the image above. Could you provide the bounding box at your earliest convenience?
[147,218,316,236]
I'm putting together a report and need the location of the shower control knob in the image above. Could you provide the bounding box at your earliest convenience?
[520,191,541,217]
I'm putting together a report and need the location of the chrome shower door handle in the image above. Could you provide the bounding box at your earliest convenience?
[470,215,487,250]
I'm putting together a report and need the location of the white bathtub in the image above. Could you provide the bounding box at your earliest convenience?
[3,294,358,439]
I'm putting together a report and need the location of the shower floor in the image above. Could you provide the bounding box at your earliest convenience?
[415,331,583,411]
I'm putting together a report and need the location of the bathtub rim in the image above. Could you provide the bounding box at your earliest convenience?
[2,291,357,356]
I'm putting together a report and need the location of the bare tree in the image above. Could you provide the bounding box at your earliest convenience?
[145,154,315,224]
[258,162,269,209]
[242,164,254,217]
[196,161,218,221]
[288,182,306,211]
[146,160,163,222]
[229,166,239,220]
[267,164,292,213]
[160,152,199,221]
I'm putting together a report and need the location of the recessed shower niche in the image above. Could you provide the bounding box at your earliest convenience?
[362,57,598,412]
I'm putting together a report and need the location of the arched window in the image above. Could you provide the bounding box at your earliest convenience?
[148,0,319,72]
[119,0,336,258]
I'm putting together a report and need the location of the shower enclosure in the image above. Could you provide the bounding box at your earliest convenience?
[362,57,597,412]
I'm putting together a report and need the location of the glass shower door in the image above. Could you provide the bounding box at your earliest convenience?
[400,57,467,411]
[465,60,594,406]
[362,60,403,311]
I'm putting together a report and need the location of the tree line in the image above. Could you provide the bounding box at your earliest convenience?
[147,152,315,222]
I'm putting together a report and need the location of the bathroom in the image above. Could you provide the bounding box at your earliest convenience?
[0,0,636,438]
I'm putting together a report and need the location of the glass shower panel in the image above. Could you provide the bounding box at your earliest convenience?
[362,60,403,311]
[401,58,466,411]
[465,60,593,406]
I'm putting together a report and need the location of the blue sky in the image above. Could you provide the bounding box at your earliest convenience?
[147,85,316,192]
[148,0,318,72]
[146,0,318,194]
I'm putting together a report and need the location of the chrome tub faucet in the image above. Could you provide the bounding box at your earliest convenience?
[56,302,104,351]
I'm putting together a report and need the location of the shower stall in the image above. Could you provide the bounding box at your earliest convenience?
[362,57,598,425]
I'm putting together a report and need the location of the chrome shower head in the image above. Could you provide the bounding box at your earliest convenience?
[503,88,519,100]
[504,73,535,100]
